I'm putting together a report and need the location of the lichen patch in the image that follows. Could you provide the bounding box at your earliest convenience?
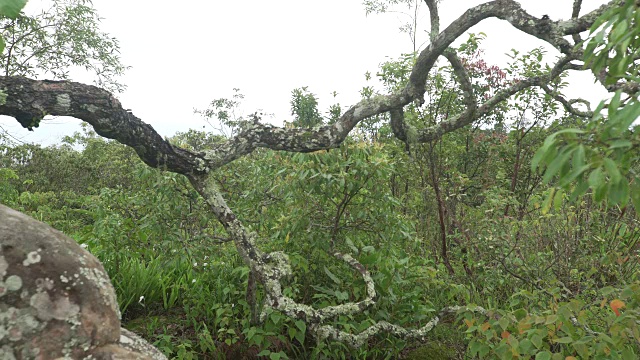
[0,256,7,277]
[56,93,71,110]
[22,251,41,266]
[29,292,80,321]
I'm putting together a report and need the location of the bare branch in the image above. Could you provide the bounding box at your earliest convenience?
[571,0,584,43]
[443,49,477,111]
[314,305,487,348]
[415,55,576,142]
[424,0,439,41]
[594,70,640,95]
[560,0,619,35]
[0,76,202,174]
[540,84,593,118]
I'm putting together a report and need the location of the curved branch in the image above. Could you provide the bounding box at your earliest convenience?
[415,55,576,142]
[314,305,487,348]
[0,1,610,172]
[0,76,202,173]
[561,0,619,35]
[571,0,584,43]
[540,84,593,118]
[443,49,477,112]
[258,251,377,324]
[404,0,608,102]
[424,0,440,41]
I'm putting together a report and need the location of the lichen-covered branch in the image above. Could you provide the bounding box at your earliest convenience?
[313,305,487,348]
[571,0,584,43]
[540,84,593,118]
[424,0,440,41]
[404,0,611,101]
[0,77,202,174]
[443,49,477,113]
[561,0,619,35]
[415,54,577,142]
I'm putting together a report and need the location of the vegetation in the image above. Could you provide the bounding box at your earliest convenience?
[0,0,639,359]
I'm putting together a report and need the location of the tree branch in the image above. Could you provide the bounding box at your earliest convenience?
[314,305,487,348]
[571,0,584,43]
[415,54,576,142]
[0,76,203,173]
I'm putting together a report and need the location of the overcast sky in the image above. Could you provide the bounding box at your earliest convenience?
[0,0,610,145]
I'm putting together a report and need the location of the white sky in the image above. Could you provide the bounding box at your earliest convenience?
[0,0,610,145]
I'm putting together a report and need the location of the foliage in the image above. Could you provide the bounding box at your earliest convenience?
[194,88,251,138]
[0,0,127,93]
[290,87,324,128]
[534,1,640,213]
[2,1,640,359]
[0,0,27,53]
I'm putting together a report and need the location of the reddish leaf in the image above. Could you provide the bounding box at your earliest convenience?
[610,299,625,316]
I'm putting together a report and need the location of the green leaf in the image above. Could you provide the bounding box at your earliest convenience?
[535,351,552,360]
[531,334,543,348]
[498,316,509,330]
[0,0,28,19]
[518,338,534,353]
[295,320,306,333]
[631,181,640,216]
[559,165,591,188]
[543,148,573,184]
[324,266,342,285]
[553,128,586,136]
[622,346,637,360]
[532,144,551,171]
[608,177,629,206]
[614,99,640,130]
[542,188,555,214]
[361,245,375,253]
[588,167,604,188]
[591,100,607,122]
[609,92,622,118]
[608,139,633,149]
[469,340,484,356]
[553,188,564,211]
[594,181,609,202]
[572,145,585,169]
[603,158,622,183]
[569,178,590,202]
[554,336,574,344]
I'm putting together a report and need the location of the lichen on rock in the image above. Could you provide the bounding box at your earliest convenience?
[0,204,166,359]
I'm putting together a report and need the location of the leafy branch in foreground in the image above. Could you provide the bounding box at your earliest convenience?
[533,0,640,214]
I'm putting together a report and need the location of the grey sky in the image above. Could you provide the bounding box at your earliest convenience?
[0,0,609,145]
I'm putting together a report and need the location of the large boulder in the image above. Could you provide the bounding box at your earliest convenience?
[0,204,166,359]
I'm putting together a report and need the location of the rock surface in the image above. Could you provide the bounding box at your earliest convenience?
[0,204,166,359]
